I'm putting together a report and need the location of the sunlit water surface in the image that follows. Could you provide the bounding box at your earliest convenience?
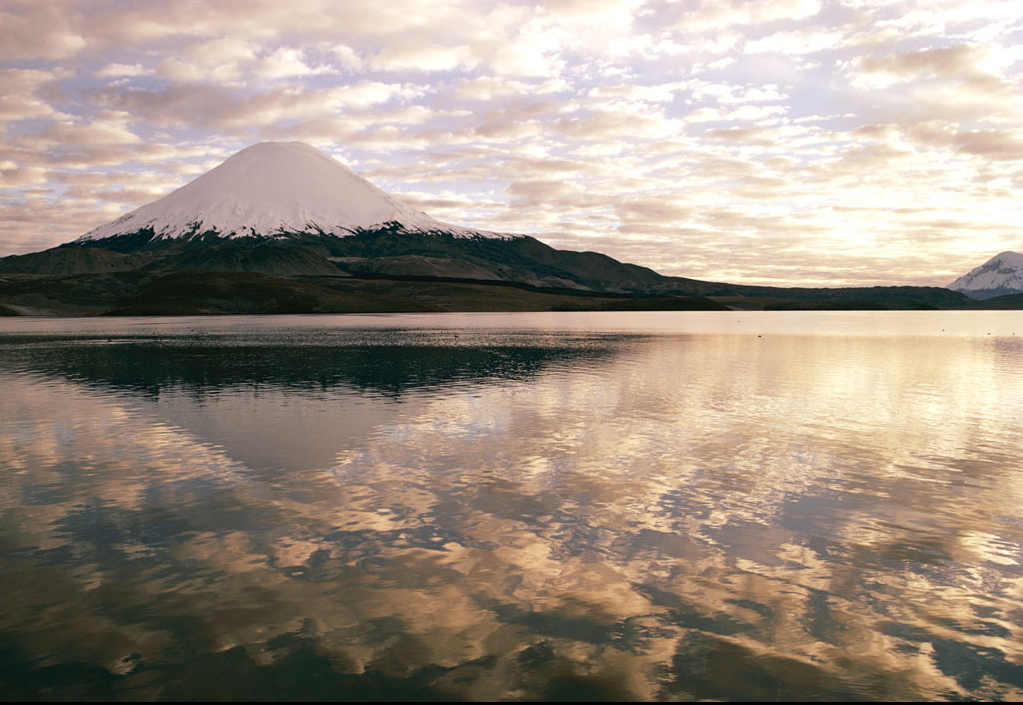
[1,311,1022,700]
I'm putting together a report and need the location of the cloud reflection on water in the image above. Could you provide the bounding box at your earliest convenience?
[1,317,1022,700]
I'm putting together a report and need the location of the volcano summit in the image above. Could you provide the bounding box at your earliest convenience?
[79,141,504,244]
[947,251,1023,300]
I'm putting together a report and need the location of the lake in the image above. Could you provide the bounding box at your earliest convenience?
[1,311,1021,700]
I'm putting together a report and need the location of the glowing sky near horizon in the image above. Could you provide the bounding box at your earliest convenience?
[2,0,1022,286]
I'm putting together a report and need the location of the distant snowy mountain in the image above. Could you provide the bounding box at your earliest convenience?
[78,141,510,243]
[948,251,1023,299]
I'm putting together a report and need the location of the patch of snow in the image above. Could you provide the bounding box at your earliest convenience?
[78,142,517,242]
[948,251,1023,292]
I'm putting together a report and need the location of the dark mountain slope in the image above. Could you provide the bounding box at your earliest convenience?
[140,241,344,277]
[0,246,156,275]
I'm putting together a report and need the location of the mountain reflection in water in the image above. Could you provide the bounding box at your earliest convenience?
[0,312,1022,701]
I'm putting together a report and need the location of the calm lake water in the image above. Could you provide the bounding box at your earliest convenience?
[1,311,1022,701]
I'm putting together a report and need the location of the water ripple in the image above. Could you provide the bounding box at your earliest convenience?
[1,311,1022,700]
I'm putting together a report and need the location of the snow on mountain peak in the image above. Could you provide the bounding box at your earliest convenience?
[948,250,1023,295]
[78,141,508,242]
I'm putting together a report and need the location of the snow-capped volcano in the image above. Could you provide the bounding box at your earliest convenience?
[78,141,505,243]
[948,251,1023,299]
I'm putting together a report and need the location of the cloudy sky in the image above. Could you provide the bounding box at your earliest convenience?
[2,0,1022,286]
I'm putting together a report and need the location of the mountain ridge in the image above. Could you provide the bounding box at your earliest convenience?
[948,250,1023,299]
[0,141,995,313]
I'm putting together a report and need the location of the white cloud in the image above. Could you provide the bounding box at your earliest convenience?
[96,63,152,78]
[675,0,821,30]
[490,39,565,77]
[257,47,328,79]
[329,44,363,70]
[185,38,259,67]
[2,0,1023,286]
[0,164,48,187]
[370,43,475,72]
[745,28,848,55]
[0,3,86,61]
[685,104,786,123]
[588,82,683,103]
[157,59,210,84]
